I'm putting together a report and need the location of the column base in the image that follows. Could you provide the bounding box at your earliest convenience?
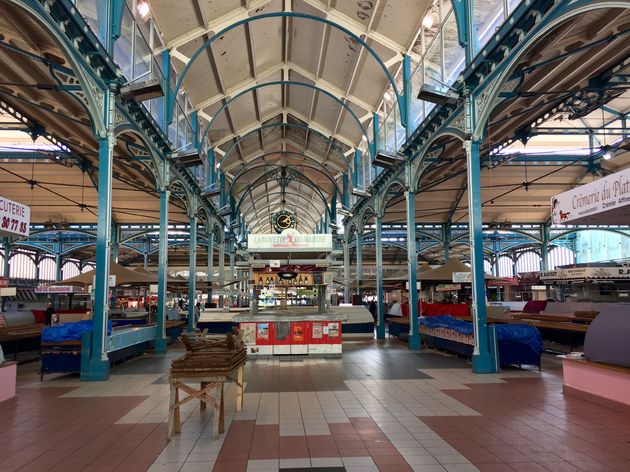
[81,357,110,381]
[154,336,168,354]
[408,332,421,350]
[376,323,386,340]
[472,352,499,374]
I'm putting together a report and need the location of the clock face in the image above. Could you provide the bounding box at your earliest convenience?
[273,211,296,233]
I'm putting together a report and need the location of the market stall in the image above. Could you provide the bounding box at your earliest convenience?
[234,309,347,356]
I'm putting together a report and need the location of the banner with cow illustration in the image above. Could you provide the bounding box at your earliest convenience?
[551,167,630,225]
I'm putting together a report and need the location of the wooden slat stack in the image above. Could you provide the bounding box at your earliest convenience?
[170,330,247,377]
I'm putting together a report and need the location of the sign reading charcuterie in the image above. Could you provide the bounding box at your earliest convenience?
[0,196,30,237]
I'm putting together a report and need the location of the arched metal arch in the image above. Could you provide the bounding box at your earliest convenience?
[483,229,542,244]
[359,206,377,222]
[115,125,164,187]
[472,0,630,140]
[411,130,465,192]
[376,178,406,218]
[219,122,351,167]
[11,242,55,256]
[226,149,345,175]
[234,169,333,219]
[348,239,407,251]
[168,176,195,216]
[14,228,97,242]
[7,0,107,136]
[203,81,371,155]
[170,12,404,127]
[246,201,321,233]
[229,159,341,200]
[239,193,325,229]
[550,227,630,242]
[344,220,361,244]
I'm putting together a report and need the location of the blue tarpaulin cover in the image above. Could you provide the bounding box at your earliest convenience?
[419,315,543,361]
[42,320,112,342]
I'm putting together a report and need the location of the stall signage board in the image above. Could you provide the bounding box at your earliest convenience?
[270,260,280,268]
[248,230,332,252]
[0,196,30,237]
[436,284,462,292]
[35,285,87,294]
[452,272,472,283]
[540,266,630,281]
[551,167,630,225]
[0,287,16,297]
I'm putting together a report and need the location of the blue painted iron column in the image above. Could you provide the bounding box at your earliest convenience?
[343,238,350,303]
[111,224,119,262]
[2,237,10,277]
[375,215,385,339]
[207,229,214,304]
[406,161,420,349]
[541,225,550,271]
[218,235,225,308]
[55,250,63,282]
[155,186,169,353]
[85,87,115,381]
[229,240,235,306]
[187,212,197,333]
[443,224,451,262]
[353,150,360,188]
[465,139,496,373]
[402,54,412,139]
[356,231,363,298]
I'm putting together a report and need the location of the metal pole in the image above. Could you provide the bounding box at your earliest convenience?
[207,230,214,304]
[343,239,350,303]
[85,89,114,380]
[2,238,9,278]
[218,236,225,307]
[356,231,363,299]
[375,216,385,339]
[187,214,197,333]
[155,188,169,353]
[405,162,420,350]
[465,139,495,373]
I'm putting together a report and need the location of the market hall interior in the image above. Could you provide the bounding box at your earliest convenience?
[1,0,630,471]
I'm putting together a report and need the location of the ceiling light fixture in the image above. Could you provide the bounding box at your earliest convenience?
[417,83,459,105]
[120,78,164,101]
[137,0,151,20]
[373,150,405,168]
[422,15,434,29]
[384,91,392,101]
[601,146,613,160]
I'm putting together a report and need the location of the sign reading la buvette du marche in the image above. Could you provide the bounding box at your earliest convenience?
[551,167,630,225]
[247,230,333,253]
[0,196,30,237]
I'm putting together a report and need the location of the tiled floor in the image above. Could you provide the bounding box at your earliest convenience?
[2,339,630,472]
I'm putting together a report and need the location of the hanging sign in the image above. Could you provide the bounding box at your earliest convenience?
[540,267,630,281]
[435,284,462,292]
[551,167,630,225]
[452,272,472,283]
[248,229,332,252]
[0,196,30,237]
[35,285,87,294]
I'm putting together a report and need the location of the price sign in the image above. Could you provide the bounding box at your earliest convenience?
[0,196,30,237]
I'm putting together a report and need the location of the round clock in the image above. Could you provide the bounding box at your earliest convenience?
[273,210,295,233]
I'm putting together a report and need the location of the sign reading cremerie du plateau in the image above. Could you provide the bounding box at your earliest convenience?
[551,167,630,225]
[248,230,332,252]
[0,196,30,237]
